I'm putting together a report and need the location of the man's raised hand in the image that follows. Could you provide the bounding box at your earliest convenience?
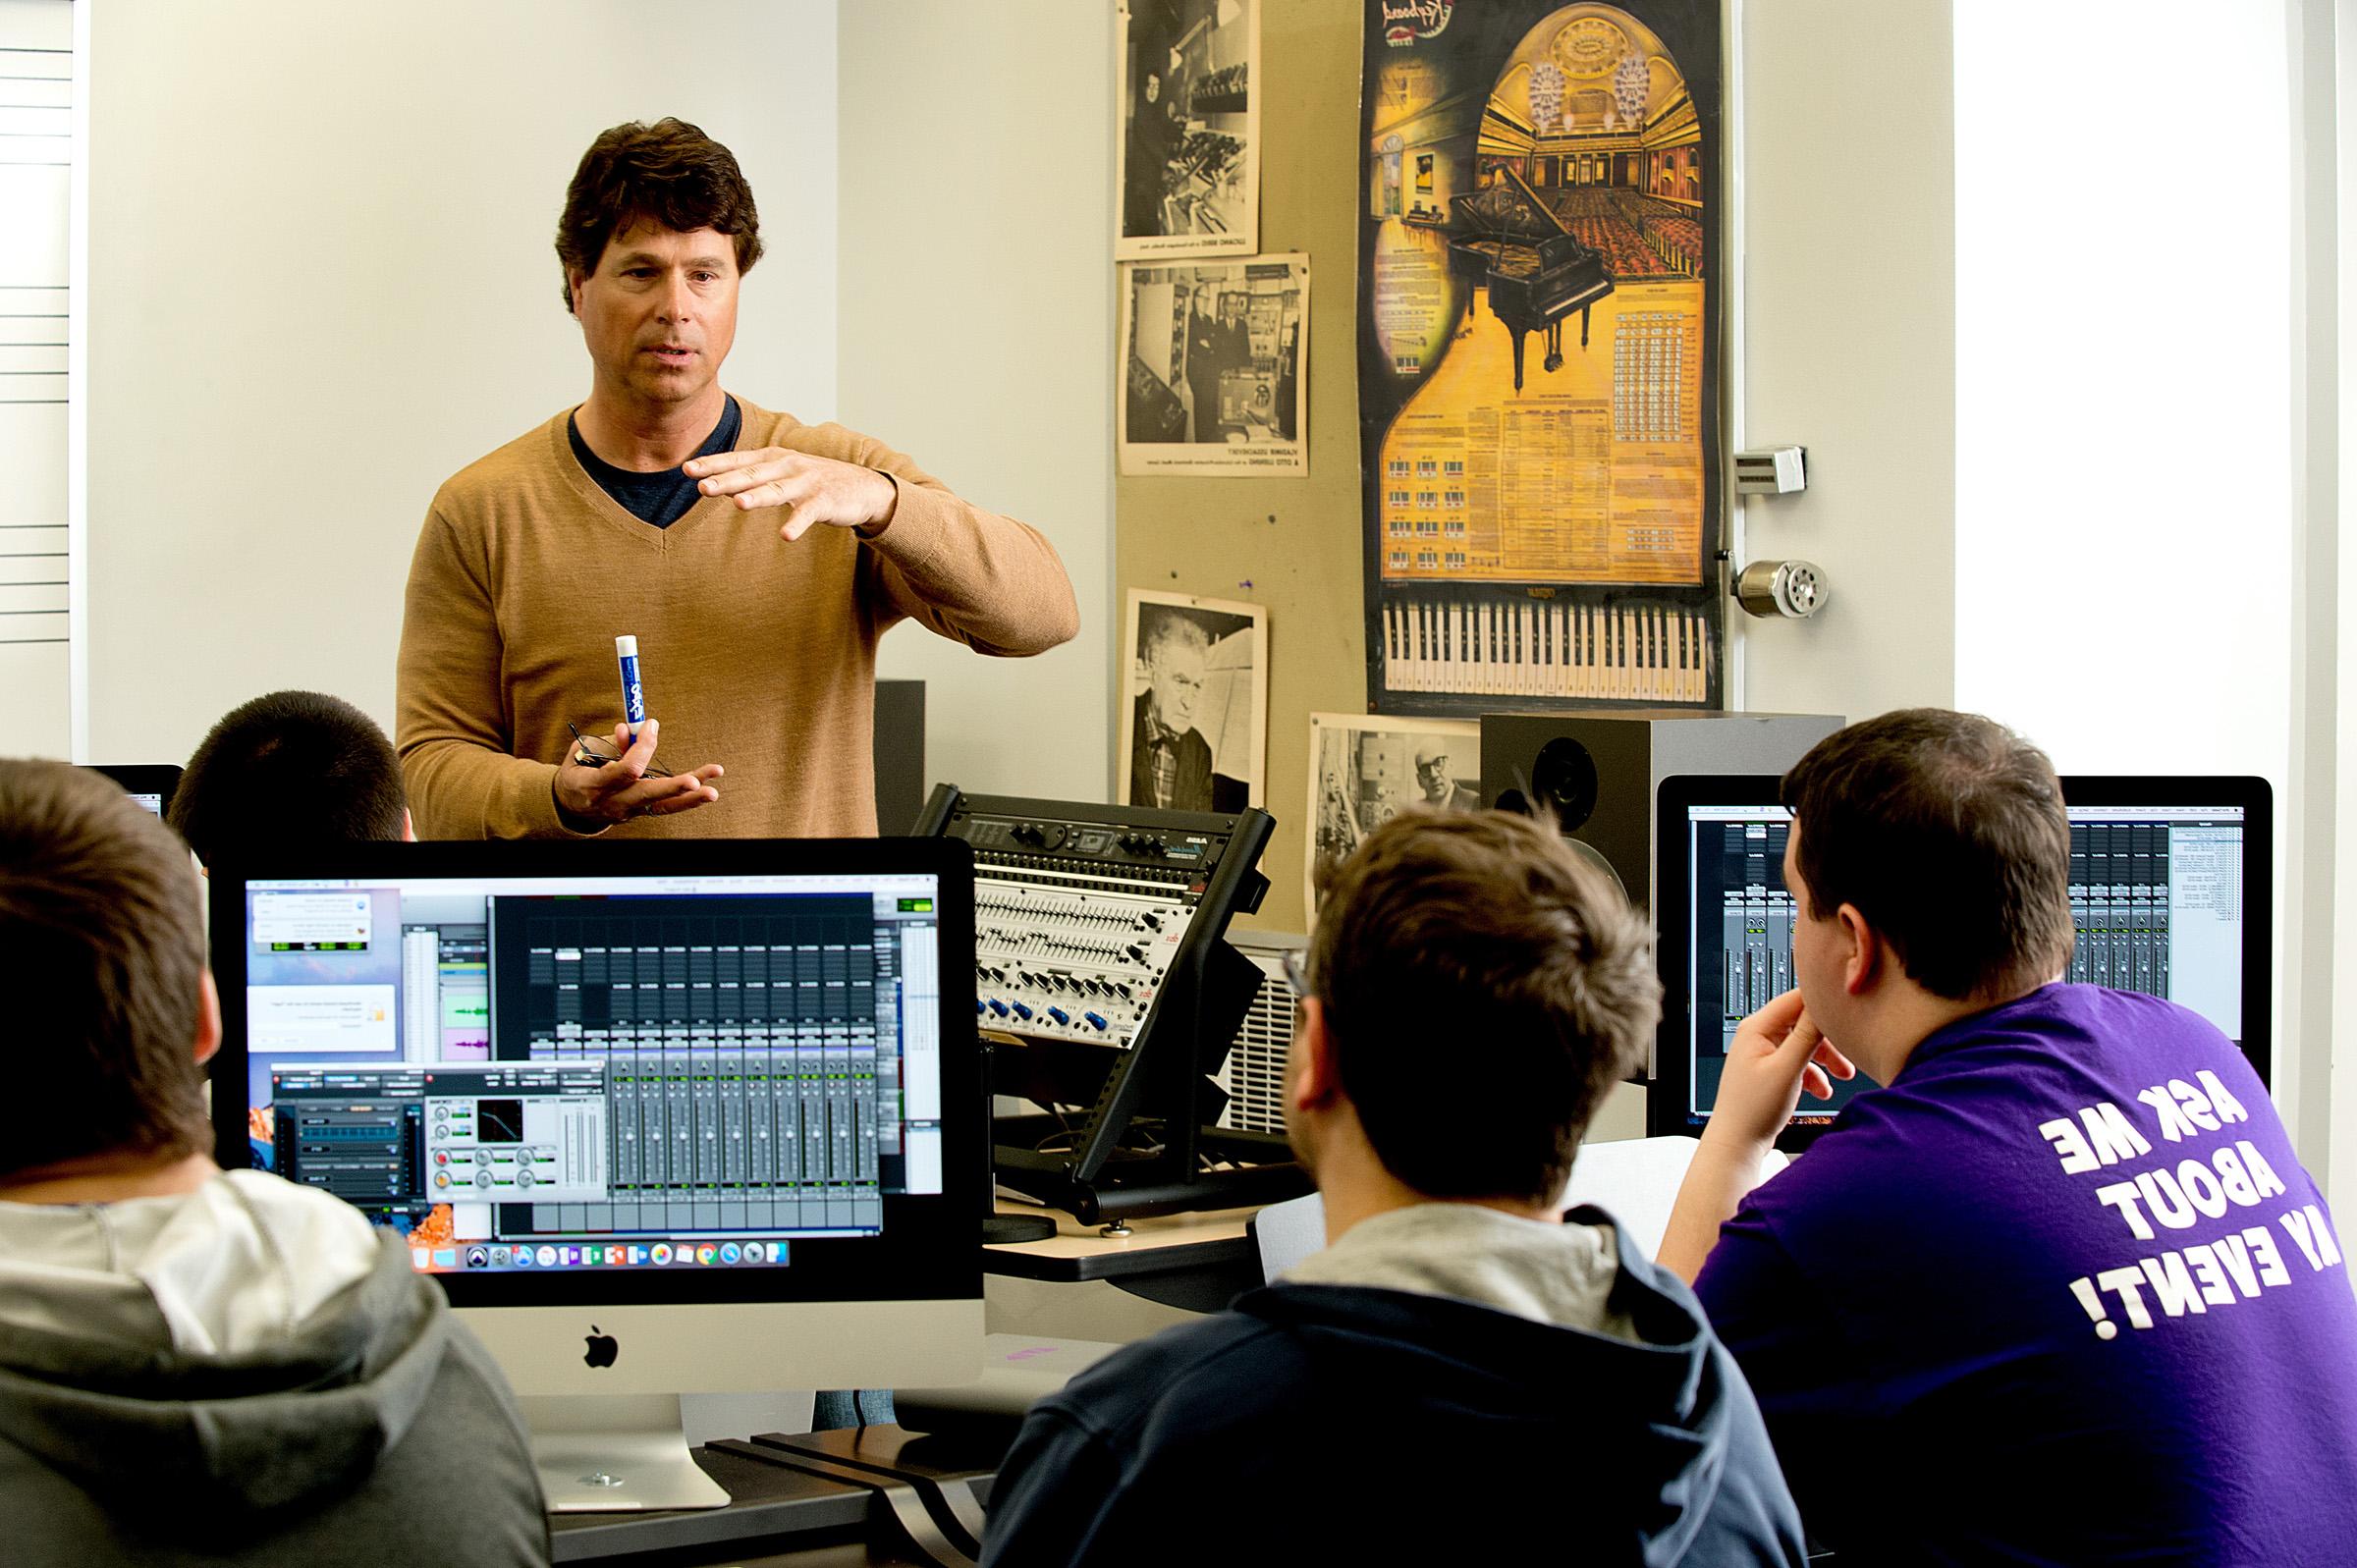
[683,448,898,542]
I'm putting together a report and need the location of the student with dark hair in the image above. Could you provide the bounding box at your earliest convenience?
[984,809,1805,1566]
[398,116,1077,842]
[1660,709,2357,1564]
[170,688,410,863]
[0,761,547,1566]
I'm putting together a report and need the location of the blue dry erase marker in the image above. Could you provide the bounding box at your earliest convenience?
[616,635,646,747]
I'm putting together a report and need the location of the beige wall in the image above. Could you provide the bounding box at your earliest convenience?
[837,3,1117,805]
[84,0,842,763]
[1735,0,1953,720]
[1114,0,1363,937]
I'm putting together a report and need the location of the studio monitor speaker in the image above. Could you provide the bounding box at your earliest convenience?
[1481,711,1843,914]
[873,679,926,835]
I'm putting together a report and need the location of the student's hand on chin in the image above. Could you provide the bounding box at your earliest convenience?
[1706,988,1857,1154]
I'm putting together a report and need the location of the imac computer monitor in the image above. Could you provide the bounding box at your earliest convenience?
[206,838,982,1509]
[1651,775,2271,1150]
[83,763,182,820]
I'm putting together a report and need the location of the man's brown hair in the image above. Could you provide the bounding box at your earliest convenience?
[1306,808,1658,1206]
[555,118,765,313]
[0,760,210,1179]
[1781,708,2074,1001]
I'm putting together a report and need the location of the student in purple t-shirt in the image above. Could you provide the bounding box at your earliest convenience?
[1659,709,2357,1566]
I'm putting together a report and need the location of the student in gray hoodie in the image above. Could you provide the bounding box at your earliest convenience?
[0,760,549,1566]
[983,809,1808,1567]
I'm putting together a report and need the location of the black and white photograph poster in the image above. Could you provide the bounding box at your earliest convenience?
[1119,252,1307,475]
[1116,0,1259,259]
[1304,712,1480,916]
[1119,590,1267,815]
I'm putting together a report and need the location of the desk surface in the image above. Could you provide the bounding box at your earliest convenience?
[551,1427,996,1567]
[981,1198,1260,1288]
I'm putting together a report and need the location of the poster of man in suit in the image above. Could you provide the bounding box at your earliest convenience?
[1118,254,1309,474]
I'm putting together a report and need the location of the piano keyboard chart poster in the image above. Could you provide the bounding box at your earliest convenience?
[1357,0,1725,715]
[1119,253,1309,474]
[1116,0,1262,260]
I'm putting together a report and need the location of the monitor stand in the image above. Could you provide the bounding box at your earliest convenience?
[521,1394,731,1512]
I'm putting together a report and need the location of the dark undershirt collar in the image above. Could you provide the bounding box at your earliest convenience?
[567,396,742,528]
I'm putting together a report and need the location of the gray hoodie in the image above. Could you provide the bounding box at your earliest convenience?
[0,1171,548,1566]
[1284,1200,1641,1337]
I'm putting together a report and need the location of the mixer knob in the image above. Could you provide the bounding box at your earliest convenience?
[1047,1007,1069,1026]
[1084,1012,1108,1031]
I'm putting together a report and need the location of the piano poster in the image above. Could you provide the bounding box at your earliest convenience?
[1116,0,1262,259]
[1119,252,1309,475]
[1356,0,1725,714]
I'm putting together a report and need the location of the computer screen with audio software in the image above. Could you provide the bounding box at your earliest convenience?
[207,840,983,1514]
[1652,777,2272,1146]
[222,850,955,1273]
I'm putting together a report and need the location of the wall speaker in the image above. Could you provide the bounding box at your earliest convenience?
[873,678,926,835]
[1480,711,1843,914]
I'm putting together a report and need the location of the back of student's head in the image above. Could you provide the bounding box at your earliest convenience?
[0,759,209,1181]
[171,690,406,862]
[1306,808,1658,1208]
[1781,707,2073,1002]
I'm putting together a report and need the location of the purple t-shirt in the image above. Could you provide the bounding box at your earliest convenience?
[1696,984,2357,1565]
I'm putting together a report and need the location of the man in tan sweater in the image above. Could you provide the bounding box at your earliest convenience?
[397,118,1078,839]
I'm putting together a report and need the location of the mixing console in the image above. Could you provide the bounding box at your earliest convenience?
[921,786,1296,1222]
[956,809,1245,1052]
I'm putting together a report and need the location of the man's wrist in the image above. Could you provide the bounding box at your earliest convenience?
[550,771,609,836]
[1697,1116,1780,1167]
[856,470,900,537]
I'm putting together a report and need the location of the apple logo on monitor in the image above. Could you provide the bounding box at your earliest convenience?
[582,1325,619,1369]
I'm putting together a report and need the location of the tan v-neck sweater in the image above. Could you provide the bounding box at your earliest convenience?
[395,399,1078,839]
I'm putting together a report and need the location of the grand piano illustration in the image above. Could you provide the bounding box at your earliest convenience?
[1448,168,1614,392]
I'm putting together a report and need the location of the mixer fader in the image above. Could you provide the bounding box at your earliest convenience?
[975,880,1194,1044]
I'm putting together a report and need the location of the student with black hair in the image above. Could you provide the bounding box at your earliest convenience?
[170,688,411,863]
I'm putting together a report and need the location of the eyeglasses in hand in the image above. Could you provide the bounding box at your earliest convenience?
[567,721,667,778]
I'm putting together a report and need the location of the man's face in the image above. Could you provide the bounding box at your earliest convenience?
[571,222,740,415]
[1415,753,1452,801]
[1144,73,1161,103]
[1145,636,1208,731]
[1223,297,1243,326]
[1783,826,1842,1023]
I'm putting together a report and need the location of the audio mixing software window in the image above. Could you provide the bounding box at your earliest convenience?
[1683,803,2249,1122]
[243,873,944,1275]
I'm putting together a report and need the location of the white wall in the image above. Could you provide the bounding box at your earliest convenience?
[1953,0,2302,1159]
[836,2,1115,805]
[1736,0,1955,723]
[1954,5,2292,787]
[84,0,840,763]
